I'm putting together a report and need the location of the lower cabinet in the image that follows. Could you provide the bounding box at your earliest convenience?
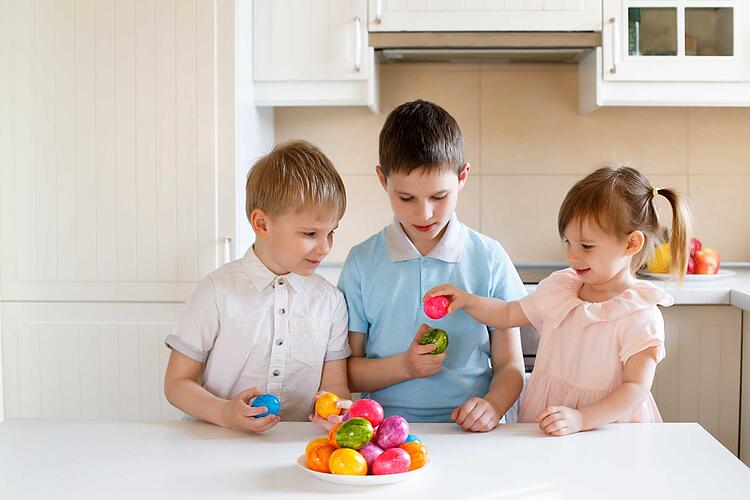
[653,305,742,456]
[1,302,184,420]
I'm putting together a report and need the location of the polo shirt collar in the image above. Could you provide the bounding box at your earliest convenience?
[385,213,466,263]
[242,247,306,292]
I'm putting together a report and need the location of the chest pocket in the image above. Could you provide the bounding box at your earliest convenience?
[288,317,328,366]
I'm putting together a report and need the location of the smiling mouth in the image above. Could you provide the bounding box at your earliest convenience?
[574,268,591,275]
[413,223,437,232]
[305,258,321,265]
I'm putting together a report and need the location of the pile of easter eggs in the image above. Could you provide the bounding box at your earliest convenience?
[305,396,429,476]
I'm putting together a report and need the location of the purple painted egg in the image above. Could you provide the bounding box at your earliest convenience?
[371,447,411,475]
[357,443,384,473]
[346,399,384,428]
[376,415,409,449]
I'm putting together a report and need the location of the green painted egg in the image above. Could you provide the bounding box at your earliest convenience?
[335,417,374,450]
[419,328,449,354]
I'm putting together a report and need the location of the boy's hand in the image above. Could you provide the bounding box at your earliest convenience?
[423,284,474,315]
[537,406,583,436]
[219,387,280,433]
[403,324,447,379]
[308,391,353,431]
[451,397,502,432]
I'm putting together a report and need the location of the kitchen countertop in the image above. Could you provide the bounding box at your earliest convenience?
[523,265,750,309]
[1,420,749,499]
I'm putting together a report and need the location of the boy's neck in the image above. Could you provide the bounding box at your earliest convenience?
[401,221,450,256]
[252,243,289,276]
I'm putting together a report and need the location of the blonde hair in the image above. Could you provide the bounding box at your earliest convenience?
[558,166,693,281]
[245,140,346,221]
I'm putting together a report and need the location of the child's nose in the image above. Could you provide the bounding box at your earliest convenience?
[316,238,330,256]
[417,200,433,221]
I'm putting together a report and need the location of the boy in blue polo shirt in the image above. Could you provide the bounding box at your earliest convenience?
[338,100,527,430]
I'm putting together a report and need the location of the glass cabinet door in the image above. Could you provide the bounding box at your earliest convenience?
[603,1,750,82]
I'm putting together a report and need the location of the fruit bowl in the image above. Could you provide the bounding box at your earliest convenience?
[296,455,431,486]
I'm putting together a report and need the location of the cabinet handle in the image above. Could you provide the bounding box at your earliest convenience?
[609,17,618,74]
[374,0,382,24]
[222,236,232,265]
[354,16,362,72]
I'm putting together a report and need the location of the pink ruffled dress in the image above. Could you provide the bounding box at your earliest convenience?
[517,268,673,423]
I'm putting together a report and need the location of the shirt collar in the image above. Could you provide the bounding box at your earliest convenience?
[241,247,306,292]
[385,213,466,263]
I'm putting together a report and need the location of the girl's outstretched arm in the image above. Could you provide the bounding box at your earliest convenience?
[423,284,530,330]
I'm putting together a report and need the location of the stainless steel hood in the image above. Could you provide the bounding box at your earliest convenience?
[370,31,601,64]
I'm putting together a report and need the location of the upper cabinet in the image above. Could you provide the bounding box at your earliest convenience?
[603,0,750,82]
[581,0,750,111]
[253,0,379,111]
[368,0,602,31]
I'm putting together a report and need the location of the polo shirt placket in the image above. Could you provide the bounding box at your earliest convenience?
[268,277,288,393]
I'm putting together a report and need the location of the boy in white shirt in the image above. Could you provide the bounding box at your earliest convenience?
[164,140,351,433]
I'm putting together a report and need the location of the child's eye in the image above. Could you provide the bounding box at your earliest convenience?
[432,194,447,200]
[582,244,594,250]
[303,232,316,237]
[399,196,413,202]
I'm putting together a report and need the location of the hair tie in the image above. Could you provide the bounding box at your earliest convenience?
[652,187,660,199]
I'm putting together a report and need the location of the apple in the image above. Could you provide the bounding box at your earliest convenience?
[690,237,702,257]
[694,248,720,274]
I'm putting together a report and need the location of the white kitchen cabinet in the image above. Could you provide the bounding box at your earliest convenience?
[253,0,379,111]
[603,1,750,82]
[0,0,236,303]
[1,302,183,420]
[368,0,602,32]
[580,1,750,111]
[652,305,742,455]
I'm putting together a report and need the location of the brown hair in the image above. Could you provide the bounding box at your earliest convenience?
[378,99,464,178]
[558,166,693,281]
[245,140,346,221]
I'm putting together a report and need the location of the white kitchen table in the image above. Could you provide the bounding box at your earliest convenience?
[1,420,748,499]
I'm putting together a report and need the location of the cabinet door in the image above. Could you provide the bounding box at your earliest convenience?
[0,0,235,303]
[652,306,742,455]
[1,302,184,420]
[602,0,750,82]
[254,0,369,81]
[369,0,601,31]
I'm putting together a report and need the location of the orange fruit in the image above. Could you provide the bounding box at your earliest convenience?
[306,442,335,473]
[328,448,367,476]
[400,441,428,471]
[315,393,341,419]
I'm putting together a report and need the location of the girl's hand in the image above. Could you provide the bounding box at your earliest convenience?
[422,284,473,315]
[537,406,583,436]
[220,387,281,433]
[451,397,502,432]
[308,391,353,431]
[403,324,447,379]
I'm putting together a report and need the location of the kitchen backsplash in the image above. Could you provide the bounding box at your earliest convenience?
[274,63,750,264]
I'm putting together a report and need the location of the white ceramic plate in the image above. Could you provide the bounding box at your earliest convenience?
[639,269,735,281]
[296,455,431,486]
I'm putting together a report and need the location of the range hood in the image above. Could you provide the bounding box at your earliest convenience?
[370,31,601,64]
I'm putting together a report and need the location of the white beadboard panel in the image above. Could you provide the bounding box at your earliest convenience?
[1,302,184,420]
[0,0,234,302]
[652,306,742,456]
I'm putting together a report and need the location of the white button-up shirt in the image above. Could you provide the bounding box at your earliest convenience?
[166,248,351,421]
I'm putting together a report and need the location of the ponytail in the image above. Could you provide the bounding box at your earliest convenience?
[657,188,693,283]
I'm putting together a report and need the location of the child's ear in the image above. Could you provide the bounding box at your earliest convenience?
[458,162,471,189]
[625,230,645,256]
[250,208,271,238]
[375,165,387,190]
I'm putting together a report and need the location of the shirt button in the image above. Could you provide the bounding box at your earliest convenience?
[278,308,286,315]
[278,279,284,286]
[277,339,284,346]
[272,369,280,377]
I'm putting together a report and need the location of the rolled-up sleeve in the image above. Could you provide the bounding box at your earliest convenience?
[165,277,219,362]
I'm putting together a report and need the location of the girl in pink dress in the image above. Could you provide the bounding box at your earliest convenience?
[424,166,693,436]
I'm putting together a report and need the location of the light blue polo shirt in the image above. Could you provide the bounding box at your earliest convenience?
[337,214,527,422]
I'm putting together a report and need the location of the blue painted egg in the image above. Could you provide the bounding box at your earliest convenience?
[404,434,421,444]
[251,393,280,418]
